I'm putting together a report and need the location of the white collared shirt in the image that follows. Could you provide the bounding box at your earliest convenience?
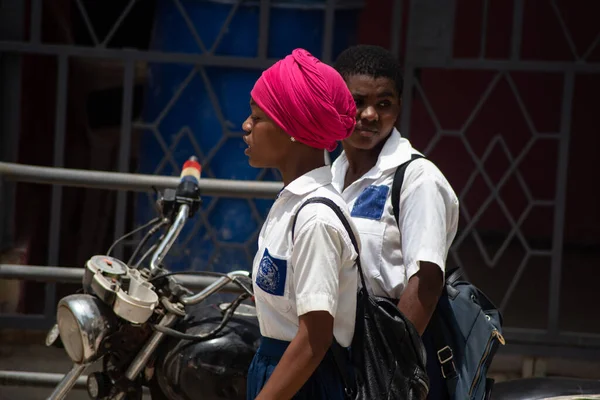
[252,166,360,347]
[331,129,459,300]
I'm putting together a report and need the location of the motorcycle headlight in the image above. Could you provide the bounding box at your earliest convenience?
[56,294,117,364]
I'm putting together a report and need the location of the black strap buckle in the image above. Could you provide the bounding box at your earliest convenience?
[437,345,457,379]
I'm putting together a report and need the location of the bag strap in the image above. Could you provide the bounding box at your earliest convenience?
[391,153,425,225]
[292,197,365,289]
[292,196,360,398]
[390,154,459,396]
[427,312,458,397]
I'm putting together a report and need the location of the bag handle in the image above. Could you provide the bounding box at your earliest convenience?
[292,196,366,290]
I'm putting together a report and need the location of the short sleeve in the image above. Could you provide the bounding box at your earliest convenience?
[399,162,459,280]
[291,216,345,318]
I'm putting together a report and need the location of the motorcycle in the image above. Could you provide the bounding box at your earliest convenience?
[44,156,261,400]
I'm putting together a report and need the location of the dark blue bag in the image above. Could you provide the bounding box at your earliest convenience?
[392,154,505,400]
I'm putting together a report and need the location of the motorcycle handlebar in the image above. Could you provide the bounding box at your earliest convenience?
[179,270,250,306]
[149,156,201,273]
[149,204,189,273]
[149,156,253,305]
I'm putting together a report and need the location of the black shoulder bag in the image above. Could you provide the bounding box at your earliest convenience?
[293,197,430,400]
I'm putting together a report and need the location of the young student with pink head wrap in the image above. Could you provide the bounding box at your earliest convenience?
[242,48,360,400]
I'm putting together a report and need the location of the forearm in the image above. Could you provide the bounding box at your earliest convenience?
[256,316,332,400]
[397,261,443,335]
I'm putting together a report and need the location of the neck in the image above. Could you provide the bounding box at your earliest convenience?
[278,147,325,186]
[343,135,388,180]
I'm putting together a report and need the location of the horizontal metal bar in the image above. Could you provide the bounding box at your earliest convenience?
[499,341,600,361]
[179,0,363,10]
[3,41,598,74]
[413,58,600,72]
[498,328,600,360]
[0,314,52,330]
[504,327,600,348]
[0,162,282,198]
[0,40,278,69]
[0,370,151,392]
[0,264,82,283]
[0,370,87,389]
[0,264,245,293]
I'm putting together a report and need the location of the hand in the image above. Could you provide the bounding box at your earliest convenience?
[397,261,443,335]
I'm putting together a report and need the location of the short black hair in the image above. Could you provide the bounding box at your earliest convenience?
[333,45,404,97]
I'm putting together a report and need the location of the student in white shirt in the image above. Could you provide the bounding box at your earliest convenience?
[242,48,360,400]
[331,45,460,400]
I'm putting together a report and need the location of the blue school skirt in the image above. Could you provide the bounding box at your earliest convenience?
[246,336,350,400]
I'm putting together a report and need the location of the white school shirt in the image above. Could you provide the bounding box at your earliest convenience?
[331,128,459,300]
[252,166,360,347]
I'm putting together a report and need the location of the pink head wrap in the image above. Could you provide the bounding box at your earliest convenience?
[250,48,356,152]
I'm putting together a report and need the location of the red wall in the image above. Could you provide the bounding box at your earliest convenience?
[356,0,600,246]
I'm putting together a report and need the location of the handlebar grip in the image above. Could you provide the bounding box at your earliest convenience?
[180,157,202,184]
[180,275,233,306]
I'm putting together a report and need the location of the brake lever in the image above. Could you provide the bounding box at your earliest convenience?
[231,275,254,297]
[179,271,250,306]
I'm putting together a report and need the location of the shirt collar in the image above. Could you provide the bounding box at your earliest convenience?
[377,128,418,172]
[331,128,419,187]
[282,165,333,197]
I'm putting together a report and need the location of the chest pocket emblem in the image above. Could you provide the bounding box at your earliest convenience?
[351,184,389,220]
[255,248,287,296]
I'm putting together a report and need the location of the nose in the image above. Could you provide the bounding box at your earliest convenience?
[242,117,252,133]
[360,106,378,122]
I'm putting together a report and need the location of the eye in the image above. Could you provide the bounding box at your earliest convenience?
[354,98,364,108]
[378,100,392,108]
[251,115,260,122]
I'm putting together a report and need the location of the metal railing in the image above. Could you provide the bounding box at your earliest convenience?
[3,162,600,358]
[0,161,283,198]
[0,263,245,293]
[0,370,150,394]
[0,161,281,332]
[0,161,268,391]
[0,370,88,390]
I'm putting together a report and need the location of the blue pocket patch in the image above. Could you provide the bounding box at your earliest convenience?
[351,185,389,220]
[255,248,287,296]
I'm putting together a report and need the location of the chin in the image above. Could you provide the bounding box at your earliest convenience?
[345,130,392,151]
[344,133,378,150]
[247,159,261,168]
[247,157,269,169]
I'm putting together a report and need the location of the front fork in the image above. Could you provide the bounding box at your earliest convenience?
[47,312,178,400]
[47,363,88,400]
[112,312,179,400]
